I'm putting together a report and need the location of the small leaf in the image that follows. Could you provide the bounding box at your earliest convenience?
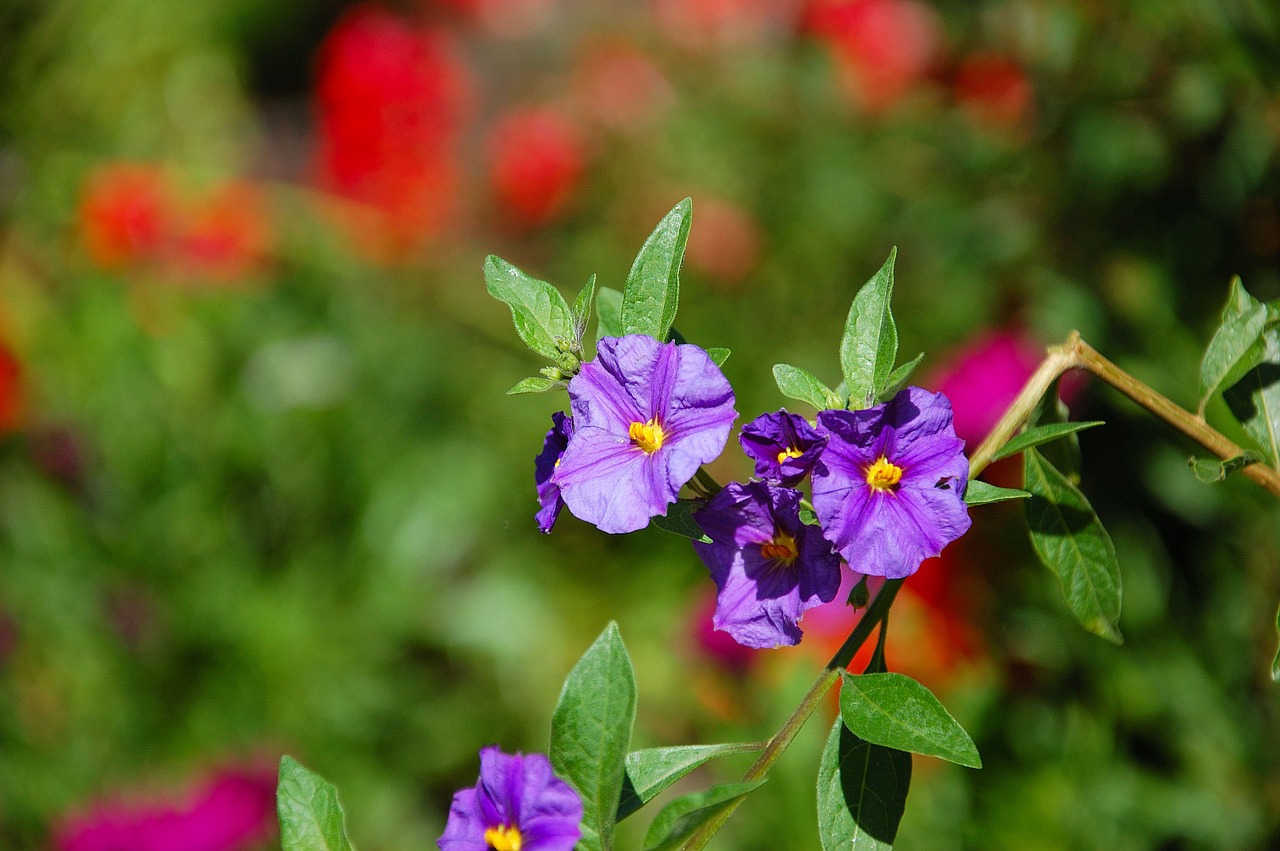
[572,274,598,343]
[817,719,911,851]
[964,480,1032,506]
[1027,380,1083,482]
[991,421,1105,462]
[799,504,819,526]
[484,255,573,360]
[1224,326,1280,466]
[550,623,637,851]
[641,780,766,851]
[617,742,765,821]
[596,286,624,343]
[506,376,562,395]
[840,248,898,409]
[277,756,356,851]
[706,347,731,366]
[1024,449,1123,644]
[773,363,842,411]
[838,672,981,768]
[621,198,692,341]
[650,500,711,542]
[1199,277,1269,415]
[1188,451,1266,483]
[876,352,924,403]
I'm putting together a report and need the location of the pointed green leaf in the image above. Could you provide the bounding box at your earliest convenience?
[1027,380,1083,482]
[706,347,730,367]
[484,255,573,359]
[596,286,624,343]
[1199,277,1270,415]
[572,274,598,343]
[773,363,843,411]
[506,376,562,395]
[277,756,356,851]
[617,742,766,821]
[964,480,1032,506]
[550,623,637,851]
[1023,449,1123,643]
[621,199,692,341]
[641,780,766,851]
[840,249,898,408]
[838,672,980,767]
[1188,451,1265,483]
[991,421,1105,462]
[1224,325,1280,466]
[649,500,711,543]
[817,719,911,851]
[876,352,924,403]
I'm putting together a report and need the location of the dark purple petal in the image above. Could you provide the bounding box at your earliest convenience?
[739,410,828,485]
[535,413,574,533]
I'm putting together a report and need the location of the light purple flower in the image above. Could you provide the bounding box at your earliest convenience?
[739,410,827,486]
[535,412,574,533]
[439,747,583,851]
[694,481,841,649]
[812,386,971,579]
[553,334,737,534]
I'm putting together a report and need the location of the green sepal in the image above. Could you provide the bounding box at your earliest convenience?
[1188,451,1265,483]
[838,672,981,767]
[1023,448,1123,644]
[1199,277,1271,416]
[506,376,564,395]
[484,255,573,360]
[706,347,730,366]
[816,718,911,851]
[650,500,711,542]
[875,352,923,403]
[840,248,898,409]
[572,274,598,344]
[964,480,1032,506]
[277,756,356,851]
[991,421,1105,462]
[596,286,624,343]
[773,363,843,411]
[641,780,766,851]
[617,742,765,821]
[621,198,692,341]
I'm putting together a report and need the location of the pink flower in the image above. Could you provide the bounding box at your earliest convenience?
[487,107,588,228]
[927,330,1046,447]
[54,764,276,851]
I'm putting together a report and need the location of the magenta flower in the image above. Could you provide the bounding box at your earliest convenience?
[739,410,827,486]
[534,412,574,533]
[554,334,737,534]
[694,481,842,649]
[812,386,971,579]
[439,747,583,851]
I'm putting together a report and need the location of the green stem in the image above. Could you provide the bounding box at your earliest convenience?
[695,468,725,497]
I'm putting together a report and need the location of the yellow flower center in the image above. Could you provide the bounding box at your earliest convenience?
[760,532,799,565]
[776,446,804,464]
[864,455,904,491]
[484,824,523,851]
[629,418,666,454]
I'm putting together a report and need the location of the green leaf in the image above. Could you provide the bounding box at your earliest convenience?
[641,780,766,851]
[621,198,692,341]
[876,352,924,403]
[1273,602,1280,683]
[840,248,898,409]
[838,672,981,767]
[506,376,562,395]
[773,363,842,411]
[596,286,624,343]
[572,274,598,343]
[1023,449,1123,643]
[550,623,637,851]
[1188,451,1266,483]
[1027,380,1083,483]
[277,756,355,851]
[991,421,1105,462]
[706,347,731,367]
[1199,277,1270,416]
[964,480,1031,506]
[649,500,711,542]
[1224,324,1280,466]
[816,719,911,851]
[617,742,766,821]
[484,255,573,360]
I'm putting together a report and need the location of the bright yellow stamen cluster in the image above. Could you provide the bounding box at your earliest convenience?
[864,455,904,491]
[629,418,666,454]
[484,824,523,851]
[760,532,799,565]
[776,446,804,464]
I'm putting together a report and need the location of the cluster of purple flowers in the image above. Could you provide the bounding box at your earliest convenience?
[535,334,972,650]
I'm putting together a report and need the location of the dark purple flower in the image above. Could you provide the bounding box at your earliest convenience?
[812,386,971,579]
[739,409,827,486]
[694,481,842,649]
[554,334,737,534]
[535,412,574,533]
[439,747,582,851]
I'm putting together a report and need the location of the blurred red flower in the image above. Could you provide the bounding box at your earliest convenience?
[954,53,1033,129]
[0,340,21,434]
[173,182,273,284]
[487,107,588,228]
[78,164,174,271]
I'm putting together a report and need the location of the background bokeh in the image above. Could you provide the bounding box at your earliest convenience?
[1,1,1279,849]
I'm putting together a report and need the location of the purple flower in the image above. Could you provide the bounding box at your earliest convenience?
[812,386,971,579]
[535,412,574,533]
[739,410,827,486]
[553,334,737,534]
[439,747,583,851]
[694,481,842,649]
